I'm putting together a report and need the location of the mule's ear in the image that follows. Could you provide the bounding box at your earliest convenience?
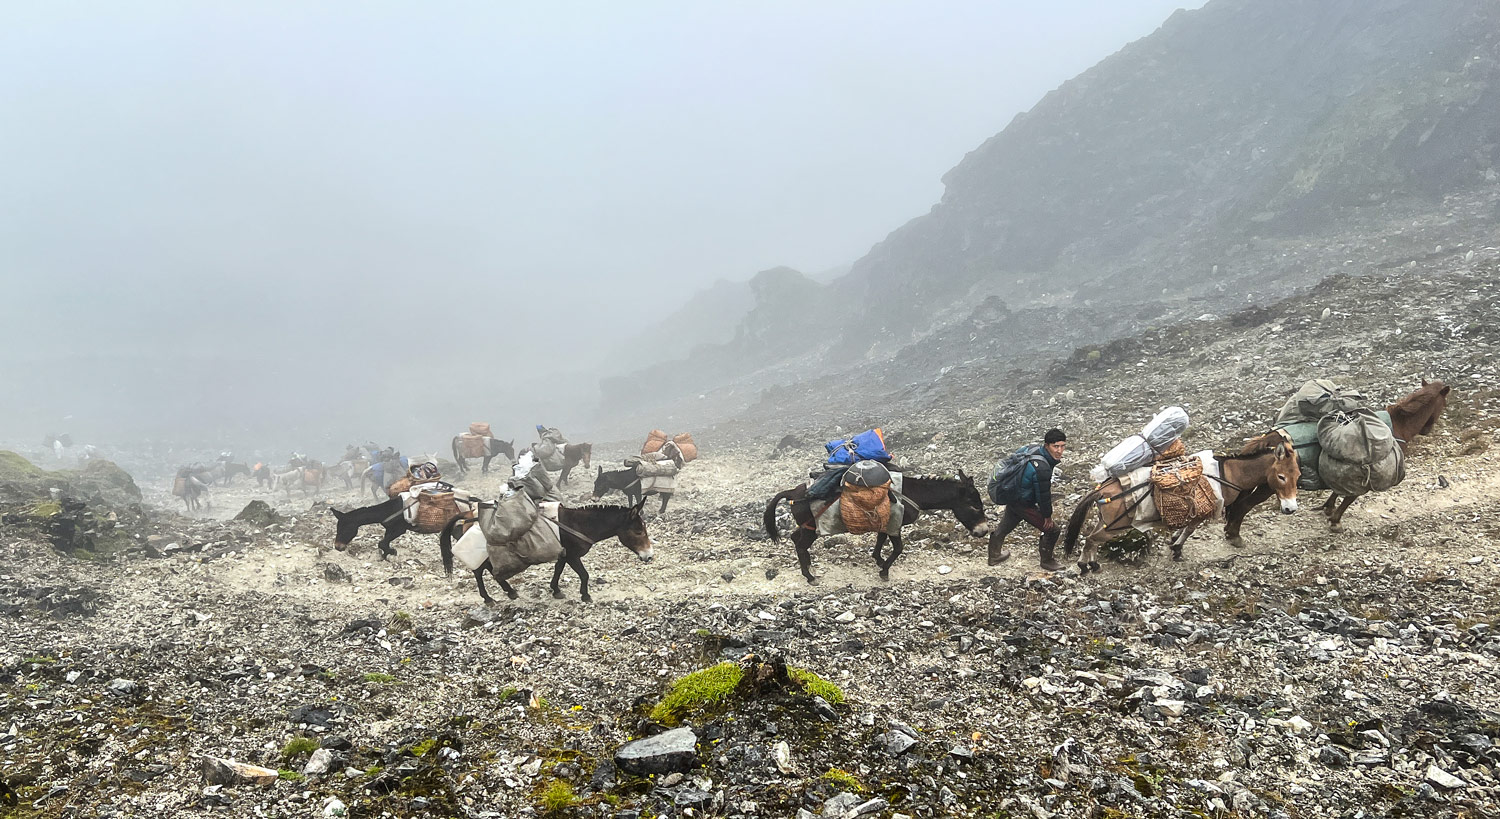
[1441,385,1451,396]
[958,468,969,481]
[631,497,647,514]
[1422,378,1428,386]
[329,508,344,518]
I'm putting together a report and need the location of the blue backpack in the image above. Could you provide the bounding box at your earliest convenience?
[825,428,890,465]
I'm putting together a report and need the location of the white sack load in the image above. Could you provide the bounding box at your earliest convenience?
[1090,407,1191,483]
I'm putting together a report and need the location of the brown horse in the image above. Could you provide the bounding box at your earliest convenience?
[1313,379,1450,530]
[763,472,995,583]
[1063,431,1300,573]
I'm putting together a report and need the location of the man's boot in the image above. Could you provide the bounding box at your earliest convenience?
[1037,538,1063,572]
[987,536,1011,566]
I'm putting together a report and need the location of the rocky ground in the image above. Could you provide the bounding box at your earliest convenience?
[4,262,1500,819]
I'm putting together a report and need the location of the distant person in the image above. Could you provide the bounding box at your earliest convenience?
[987,428,1067,571]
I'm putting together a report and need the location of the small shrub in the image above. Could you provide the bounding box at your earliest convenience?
[362,672,398,684]
[281,736,319,761]
[277,769,305,782]
[537,779,578,814]
[649,662,744,725]
[789,666,845,705]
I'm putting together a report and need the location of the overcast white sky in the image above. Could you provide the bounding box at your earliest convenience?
[1,1,1203,452]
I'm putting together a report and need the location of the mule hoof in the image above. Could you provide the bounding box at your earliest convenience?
[1171,553,1184,562]
[1329,523,1344,533]
[551,589,565,599]
[804,575,821,586]
[581,594,594,603]
[505,591,518,601]
[1226,536,1244,549]
[1076,561,1090,576]
[878,569,890,581]
[1089,561,1100,573]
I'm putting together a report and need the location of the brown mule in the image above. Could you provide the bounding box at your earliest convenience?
[1063,431,1300,573]
[1316,379,1450,530]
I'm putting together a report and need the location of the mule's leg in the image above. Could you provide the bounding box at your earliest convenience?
[472,567,495,604]
[1225,486,1272,547]
[1328,494,1359,531]
[567,554,592,603]
[377,528,398,560]
[1079,504,1119,573]
[1170,523,1199,562]
[658,495,669,514]
[496,578,518,599]
[1321,494,1340,518]
[871,533,887,575]
[793,529,818,584]
[550,558,568,599]
[879,534,904,581]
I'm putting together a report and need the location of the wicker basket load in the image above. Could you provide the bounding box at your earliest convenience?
[840,482,892,534]
[459,434,487,458]
[414,490,460,533]
[1151,457,1217,528]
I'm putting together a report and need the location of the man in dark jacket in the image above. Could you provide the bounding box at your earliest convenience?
[988,428,1067,571]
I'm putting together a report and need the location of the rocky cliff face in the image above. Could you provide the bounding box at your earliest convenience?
[842,0,1500,332]
[596,0,1500,426]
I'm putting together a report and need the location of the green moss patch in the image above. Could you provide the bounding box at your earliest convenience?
[649,662,744,725]
[788,666,844,705]
[821,767,863,792]
[281,736,319,761]
[536,779,578,814]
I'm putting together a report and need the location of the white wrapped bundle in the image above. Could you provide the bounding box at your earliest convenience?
[1091,407,1191,482]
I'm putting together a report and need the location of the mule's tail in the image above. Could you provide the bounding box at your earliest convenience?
[439,515,464,577]
[450,436,465,473]
[1063,488,1102,555]
[763,487,799,543]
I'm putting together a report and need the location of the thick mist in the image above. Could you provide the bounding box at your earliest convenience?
[1,1,1200,461]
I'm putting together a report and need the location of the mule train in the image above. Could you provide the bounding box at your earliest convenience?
[272,378,1447,602]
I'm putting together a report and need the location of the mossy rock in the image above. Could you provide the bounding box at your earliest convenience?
[650,656,847,726]
[0,451,65,501]
[234,500,283,527]
[650,662,743,725]
[72,460,143,506]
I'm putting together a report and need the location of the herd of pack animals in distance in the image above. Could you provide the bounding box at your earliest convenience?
[153,379,1451,605]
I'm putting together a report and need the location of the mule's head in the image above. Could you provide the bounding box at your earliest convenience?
[496,439,516,460]
[1412,379,1452,436]
[591,465,609,500]
[618,498,654,562]
[580,443,592,469]
[952,469,996,536]
[1265,440,1300,514]
[329,507,357,551]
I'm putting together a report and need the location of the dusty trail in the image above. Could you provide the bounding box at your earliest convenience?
[4,265,1500,818]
